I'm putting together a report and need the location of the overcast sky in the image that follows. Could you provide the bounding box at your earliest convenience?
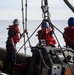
[0,0,74,20]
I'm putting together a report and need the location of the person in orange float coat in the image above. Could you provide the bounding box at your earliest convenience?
[3,19,27,73]
[36,21,56,47]
[63,17,74,50]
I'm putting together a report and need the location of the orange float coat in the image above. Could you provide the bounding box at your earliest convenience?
[7,25,20,43]
[37,28,56,45]
[63,26,74,46]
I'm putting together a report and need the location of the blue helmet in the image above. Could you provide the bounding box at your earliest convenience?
[42,22,49,28]
[68,17,74,26]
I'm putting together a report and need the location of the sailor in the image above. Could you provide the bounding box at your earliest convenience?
[63,17,74,50]
[3,19,27,73]
[36,20,56,47]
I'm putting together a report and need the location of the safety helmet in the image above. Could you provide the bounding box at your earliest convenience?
[41,22,49,28]
[68,17,74,26]
[13,19,19,25]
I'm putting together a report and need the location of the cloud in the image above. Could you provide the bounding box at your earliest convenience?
[49,8,74,20]
[0,0,74,20]
[0,10,22,20]
[0,0,21,10]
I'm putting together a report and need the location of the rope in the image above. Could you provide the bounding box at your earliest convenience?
[47,19,74,45]
[16,22,42,53]
[38,50,50,70]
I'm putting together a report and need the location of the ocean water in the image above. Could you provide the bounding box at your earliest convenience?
[0,20,68,55]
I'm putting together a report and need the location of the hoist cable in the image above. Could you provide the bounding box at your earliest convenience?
[38,50,50,70]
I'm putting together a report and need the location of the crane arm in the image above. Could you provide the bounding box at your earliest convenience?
[63,0,74,13]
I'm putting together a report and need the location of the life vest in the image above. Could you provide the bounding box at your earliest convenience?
[7,25,20,43]
[63,26,74,45]
[37,28,56,45]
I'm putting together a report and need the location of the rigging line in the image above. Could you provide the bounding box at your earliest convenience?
[41,0,74,74]
[53,31,74,75]
[46,6,74,73]
[21,0,26,54]
[45,8,73,73]
[48,18,74,74]
[16,22,42,53]
[25,0,31,48]
[63,0,74,13]
[47,19,74,45]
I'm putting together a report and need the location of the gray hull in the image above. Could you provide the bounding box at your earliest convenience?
[0,47,31,75]
[0,47,31,63]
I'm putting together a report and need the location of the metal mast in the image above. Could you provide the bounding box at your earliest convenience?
[21,0,26,54]
[25,0,31,49]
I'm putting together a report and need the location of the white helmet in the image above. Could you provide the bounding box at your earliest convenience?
[13,19,19,25]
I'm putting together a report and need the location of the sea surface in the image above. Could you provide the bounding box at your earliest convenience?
[0,20,68,55]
